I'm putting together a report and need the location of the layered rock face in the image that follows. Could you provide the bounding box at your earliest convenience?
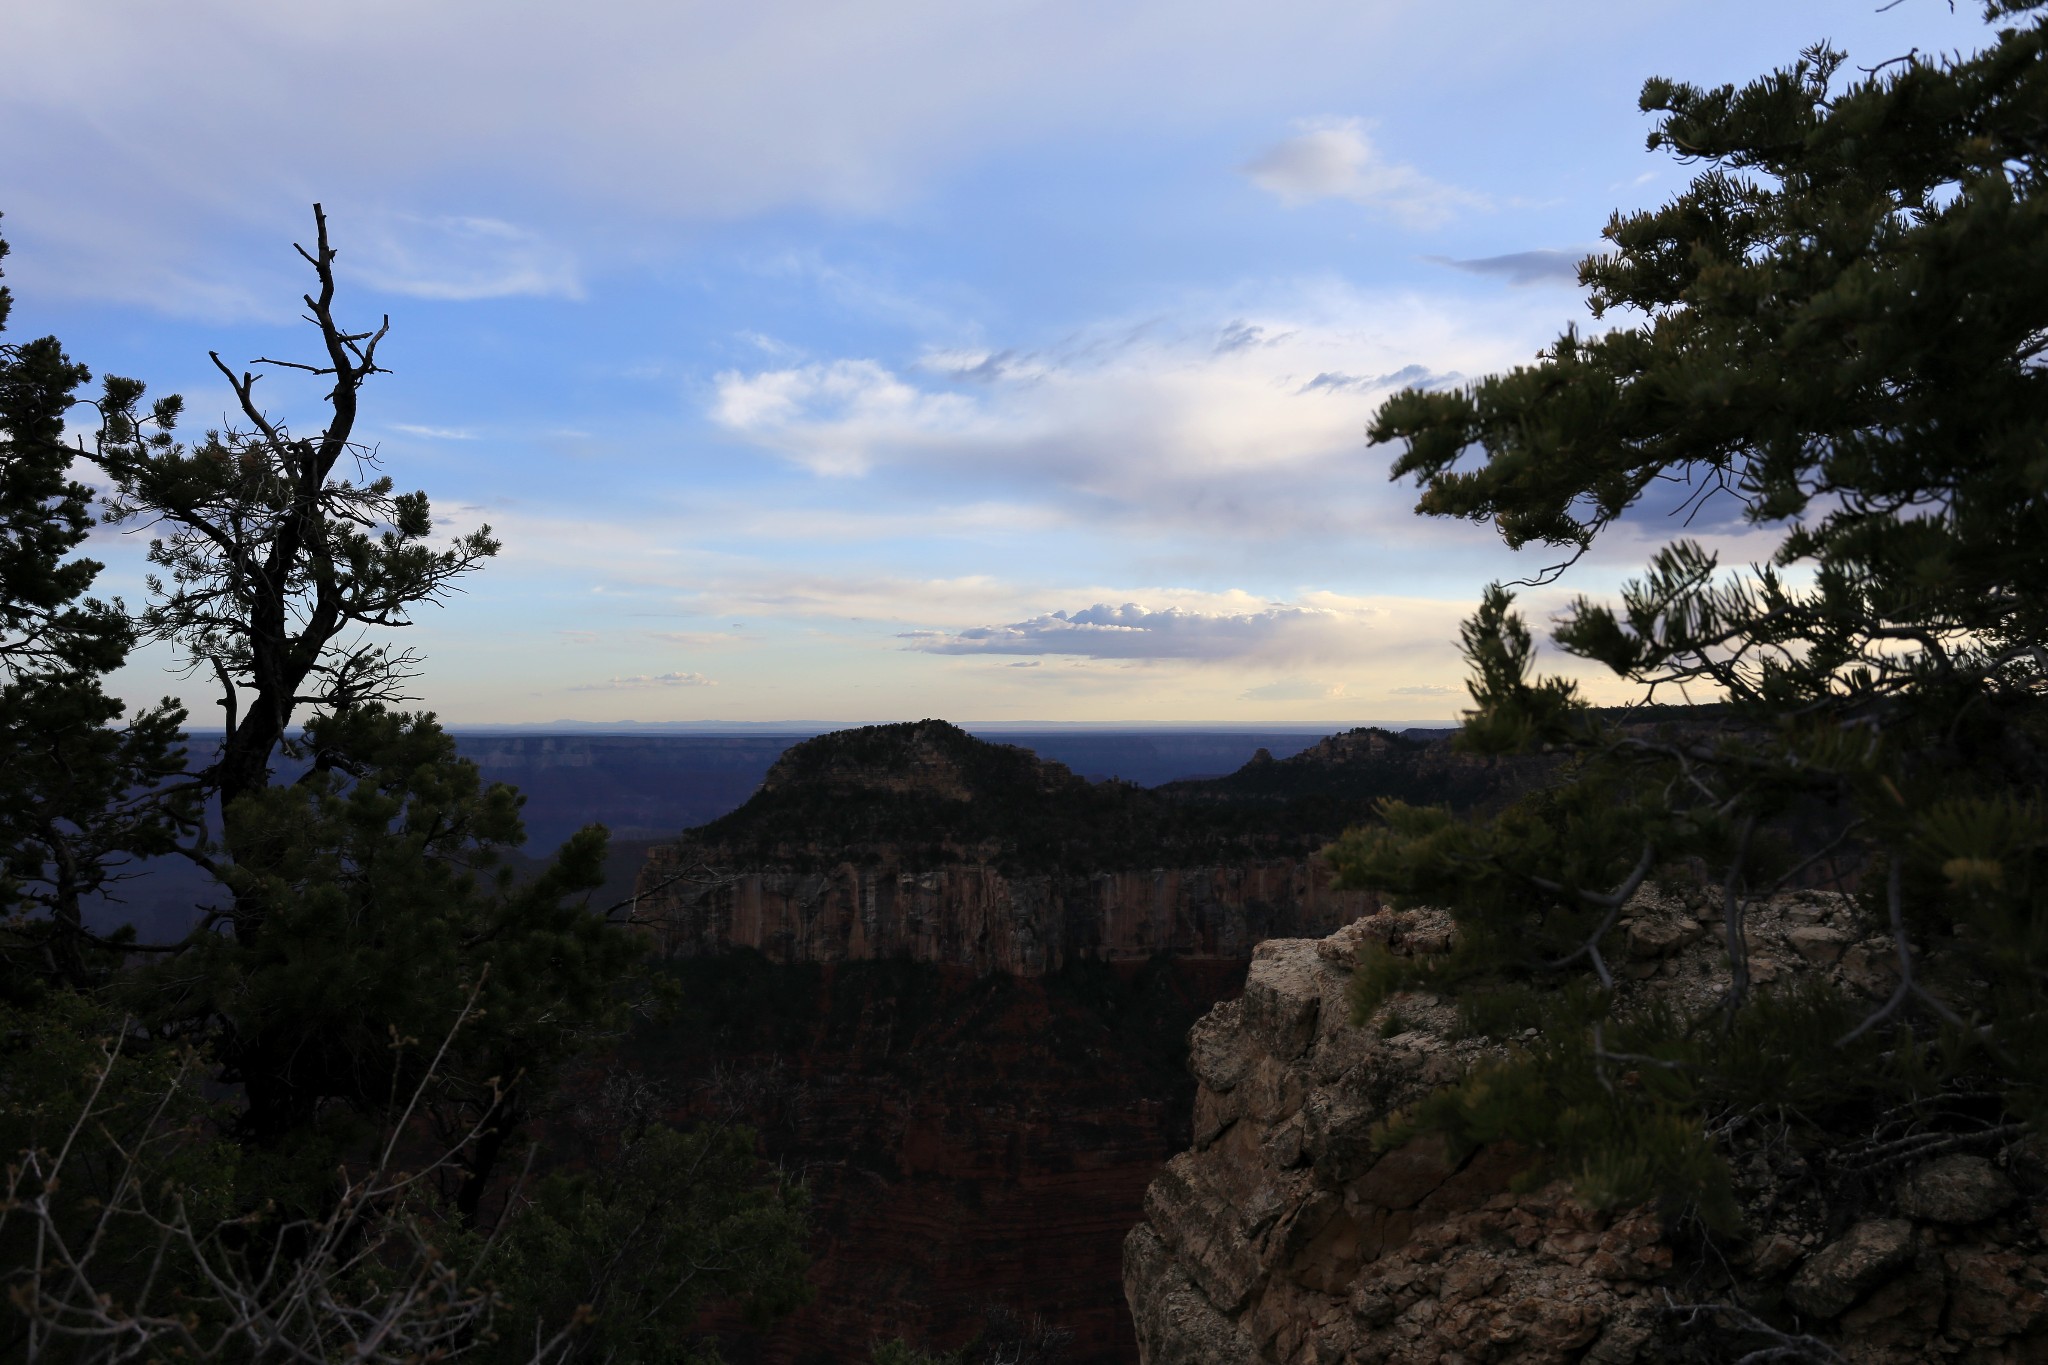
[638,857,1368,977]
[1125,899,2048,1364]
[635,721,1378,977]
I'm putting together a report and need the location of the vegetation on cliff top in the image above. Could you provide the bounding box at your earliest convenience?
[1333,0,2048,1252]
[678,717,1524,875]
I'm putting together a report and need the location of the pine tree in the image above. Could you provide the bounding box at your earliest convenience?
[1332,1,2048,1215]
[0,216,192,992]
[0,211,811,1360]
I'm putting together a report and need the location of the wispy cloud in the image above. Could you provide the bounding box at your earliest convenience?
[345,214,583,302]
[391,423,478,440]
[649,630,750,649]
[1242,118,1487,228]
[1296,363,1454,396]
[1240,677,1348,702]
[901,600,1363,663]
[1430,248,1588,287]
[569,671,716,691]
[1390,683,1453,696]
[1214,320,1292,353]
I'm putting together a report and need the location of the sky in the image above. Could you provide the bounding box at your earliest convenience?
[0,0,1987,728]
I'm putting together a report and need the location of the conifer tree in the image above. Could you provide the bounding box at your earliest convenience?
[67,209,652,1195]
[1,211,811,1359]
[0,217,192,992]
[1332,1,2048,1213]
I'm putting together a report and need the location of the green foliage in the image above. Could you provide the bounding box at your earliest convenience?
[126,706,639,1218]
[1338,2,2048,1219]
[0,213,193,989]
[490,1121,810,1365]
[0,994,240,1360]
[1376,983,1917,1231]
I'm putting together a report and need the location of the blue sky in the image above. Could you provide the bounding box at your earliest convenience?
[2,0,1984,726]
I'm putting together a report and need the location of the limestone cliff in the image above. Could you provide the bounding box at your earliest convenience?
[634,721,1379,976]
[638,858,1369,977]
[1125,899,2048,1364]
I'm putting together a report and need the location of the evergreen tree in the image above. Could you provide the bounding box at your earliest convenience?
[1332,1,2048,1215]
[83,208,579,1164]
[0,211,810,1360]
[94,204,498,819]
[0,215,192,992]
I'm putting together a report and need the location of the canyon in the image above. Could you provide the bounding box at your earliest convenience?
[626,719,1497,1361]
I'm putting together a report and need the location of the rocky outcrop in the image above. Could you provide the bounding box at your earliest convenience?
[1155,727,1548,813]
[1125,896,2048,1364]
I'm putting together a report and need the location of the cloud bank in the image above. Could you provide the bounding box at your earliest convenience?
[706,287,1567,542]
[902,600,1363,663]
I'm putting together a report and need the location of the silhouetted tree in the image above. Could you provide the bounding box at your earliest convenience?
[0,215,192,992]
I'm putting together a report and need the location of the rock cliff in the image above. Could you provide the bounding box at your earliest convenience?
[635,721,1379,977]
[639,858,1368,977]
[623,719,1500,1361]
[1125,897,2048,1364]
[622,719,1600,1361]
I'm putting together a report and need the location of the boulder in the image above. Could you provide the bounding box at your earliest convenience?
[1787,1220,1914,1319]
[1895,1153,2017,1225]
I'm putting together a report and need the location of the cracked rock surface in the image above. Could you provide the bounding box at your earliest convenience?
[1123,898,2048,1364]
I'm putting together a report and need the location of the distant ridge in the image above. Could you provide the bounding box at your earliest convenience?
[665,719,1529,876]
[432,718,1453,735]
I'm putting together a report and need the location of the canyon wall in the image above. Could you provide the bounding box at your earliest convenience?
[617,720,1466,1361]
[636,853,1373,977]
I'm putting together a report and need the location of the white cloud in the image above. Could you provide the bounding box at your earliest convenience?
[707,284,1567,537]
[1242,118,1487,228]
[711,359,984,476]
[344,214,582,302]
[569,671,715,691]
